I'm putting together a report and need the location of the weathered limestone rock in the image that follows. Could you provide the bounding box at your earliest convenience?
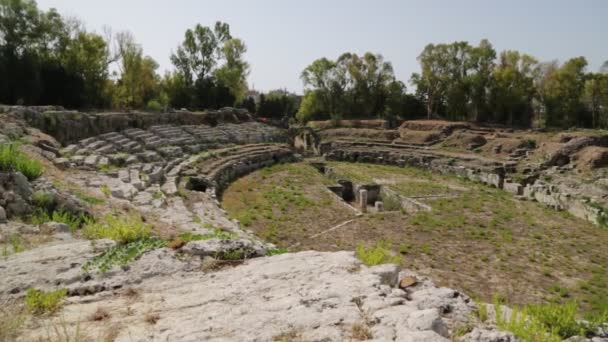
[15,251,477,341]
[110,182,138,199]
[40,221,70,233]
[181,238,267,258]
[461,328,519,341]
[53,157,70,169]
[503,182,523,195]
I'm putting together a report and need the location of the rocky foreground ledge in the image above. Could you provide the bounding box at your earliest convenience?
[2,236,516,341]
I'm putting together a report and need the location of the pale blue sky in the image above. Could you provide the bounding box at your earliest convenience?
[37,0,608,94]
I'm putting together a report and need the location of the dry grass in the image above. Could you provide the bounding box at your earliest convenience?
[88,307,110,322]
[222,163,352,247]
[144,312,160,325]
[0,300,26,341]
[272,329,302,342]
[223,161,608,316]
[351,323,373,340]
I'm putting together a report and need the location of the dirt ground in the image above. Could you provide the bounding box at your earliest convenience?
[222,161,608,316]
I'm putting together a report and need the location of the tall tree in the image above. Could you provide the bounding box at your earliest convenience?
[112,31,159,109]
[489,50,537,126]
[582,73,608,128]
[214,38,249,102]
[542,57,588,127]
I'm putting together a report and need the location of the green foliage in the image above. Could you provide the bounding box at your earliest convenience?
[381,194,402,211]
[356,240,401,266]
[476,302,489,322]
[82,237,166,273]
[266,247,288,256]
[31,191,54,209]
[177,229,237,242]
[2,233,25,256]
[495,299,601,341]
[256,90,301,119]
[146,99,163,112]
[81,214,151,243]
[74,191,104,205]
[0,143,43,180]
[299,52,424,122]
[25,288,68,315]
[0,0,111,107]
[100,185,111,198]
[30,209,87,232]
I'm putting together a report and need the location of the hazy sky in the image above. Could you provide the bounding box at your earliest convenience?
[37,0,608,94]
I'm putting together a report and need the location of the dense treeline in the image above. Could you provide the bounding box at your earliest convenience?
[0,0,249,110]
[1,0,607,129]
[411,40,608,128]
[301,41,608,129]
[296,52,426,123]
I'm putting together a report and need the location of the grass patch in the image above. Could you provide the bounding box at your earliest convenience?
[382,193,402,211]
[0,300,26,341]
[495,299,604,341]
[81,214,151,243]
[82,237,166,273]
[266,247,289,256]
[356,240,401,266]
[0,143,43,180]
[30,209,87,232]
[25,288,68,315]
[74,191,105,205]
[2,233,25,256]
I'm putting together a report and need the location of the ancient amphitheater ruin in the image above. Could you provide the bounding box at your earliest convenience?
[1,106,608,341]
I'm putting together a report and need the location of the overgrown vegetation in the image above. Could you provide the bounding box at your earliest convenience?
[355,240,401,266]
[223,161,608,316]
[81,214,151,243]
[0,143,43,180]
[495,299,607,342]
[82,237,167,273]
[0,300,26,341]
[30,209,87,232]
[25,288,68,315]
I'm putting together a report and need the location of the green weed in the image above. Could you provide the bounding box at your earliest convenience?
[356,240,401,266]
[81,214,151,243]
[25,288,68,315]
[0,143,43,180]
[82,237,166,273]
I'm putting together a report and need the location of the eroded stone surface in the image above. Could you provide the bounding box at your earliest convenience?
[16,251,478,341]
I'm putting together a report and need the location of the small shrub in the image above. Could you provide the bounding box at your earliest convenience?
[25,288,68,315]
[352,323,373,340]
[0,143,43,180]
[30,209,87,232]
[217,249,245,261]
[0,300,26,341]
[81,214,151,244]
[494,298,594,341]
[32,191,55,209]
[356,240,401,266]
[526,302,587,339]
[476,301,488,322]
[82,237,166,273]
[100,185,111,198]
[145,100,163,113]
[382,194,402,211]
